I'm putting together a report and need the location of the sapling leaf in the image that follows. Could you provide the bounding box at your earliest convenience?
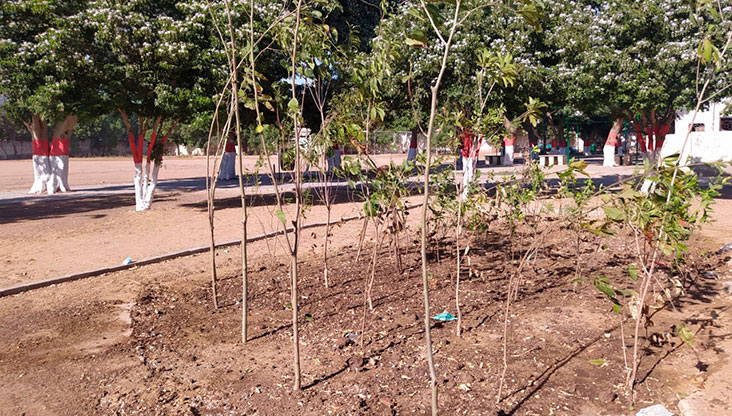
[287,98,299,113]
[407,7,425,22]
[616,288,638,297]
[628,264,639,281]
[603,206,624,221]
[594,276,618,303]
[276,210,287,225]
[405,30,428,48]
[424,4,445,25]
[677,323,695,346]
[700,38,713,63]
[589,358,607,367]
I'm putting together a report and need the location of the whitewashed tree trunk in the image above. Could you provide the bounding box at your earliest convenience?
[48,115,78,193]
[49,155,70,192]
[30,155,52,194]
[133,163,145,211]
[603,118,623,167]
[602,145,617,167]
[141,163,160,210]
[503,145,514,165]
[27,115,51,194]
[461,155,475,200]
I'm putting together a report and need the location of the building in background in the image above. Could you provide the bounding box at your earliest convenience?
[662,100,732,164]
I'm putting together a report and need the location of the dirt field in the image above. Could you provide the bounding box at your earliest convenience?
[1,156,732,415]
[0,155,639,287]
[0,155,415,193]
[0,155,419,287]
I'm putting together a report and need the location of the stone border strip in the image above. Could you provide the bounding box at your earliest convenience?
[0,204,421,297]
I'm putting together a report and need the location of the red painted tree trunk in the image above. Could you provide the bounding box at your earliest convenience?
[635,123,647,153]
[25,115,51,194]
[49,115,78,193]
[602,118,623,166]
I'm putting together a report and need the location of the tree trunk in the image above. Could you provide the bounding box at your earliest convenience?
[654,111,674,161]
[545,112,562,150]
[26,115,51,194]
[603,118,623,167]
[118,111,170,212]
[503,115,519,137]
[133,163,144,211]
[323,206,331,288]
[502,117,518,166]
[141,163,160,209]
[289,0,304,391]
[137,146,152,211]
[49,115,78,193]
[455,198,463,337]
[366,222,382,311]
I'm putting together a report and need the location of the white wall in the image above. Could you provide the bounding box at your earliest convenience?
[662,101,732,163]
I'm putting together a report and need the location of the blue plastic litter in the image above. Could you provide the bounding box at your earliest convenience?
[432,311,457,322]
[123,257,133,265]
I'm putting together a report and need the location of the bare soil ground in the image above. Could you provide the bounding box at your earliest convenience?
[2,221,732,415]
[2,157,732,415]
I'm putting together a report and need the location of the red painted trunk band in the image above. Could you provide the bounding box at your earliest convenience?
[658,123,670,137]
[638,134,647,153]
[225,142,236,153]
[129,133,141,163]
[50,137,71,156]
[147,131,158,161]
[137,135,145,163]
[32,139,50,156]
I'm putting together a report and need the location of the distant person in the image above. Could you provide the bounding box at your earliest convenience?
[219,139,236,180]
[407,127,418,163]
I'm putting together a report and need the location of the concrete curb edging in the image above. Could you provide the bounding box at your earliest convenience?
[0,203,421,297]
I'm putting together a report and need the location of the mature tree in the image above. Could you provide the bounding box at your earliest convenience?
[85,0,217,210]
[376,1,546,139]
[553,0,731,156]
[0,0,102,193]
